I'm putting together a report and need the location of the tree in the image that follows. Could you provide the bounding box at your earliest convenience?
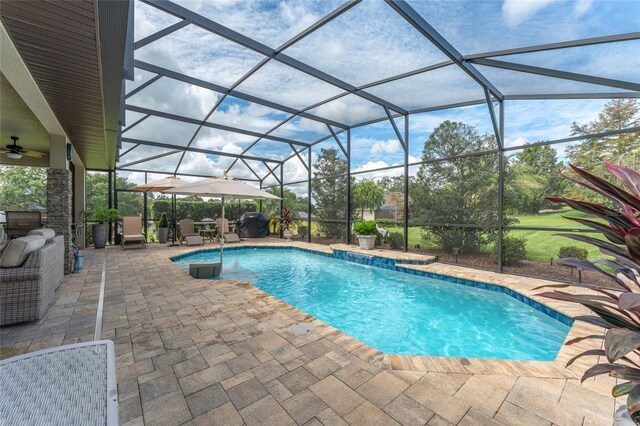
[411,121,498,252]
[352,179,384,219]
[86,172,108,215]
[378,175,404,193]
[566,99,640,201]
[86,172,145,218]
[0,165,47,210]
[505,145,567,214]
[311,148,349,239]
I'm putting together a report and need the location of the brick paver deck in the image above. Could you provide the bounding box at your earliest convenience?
[0,240,618,425]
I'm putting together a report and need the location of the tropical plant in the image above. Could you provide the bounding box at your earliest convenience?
[90,207,120,224]
[157,212,169,228]
[536,162,640,422]
[558,246,588,261]
[280,206,293,231]
[354,221,378,236]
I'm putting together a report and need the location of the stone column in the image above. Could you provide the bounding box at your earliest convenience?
[47,134,73,274]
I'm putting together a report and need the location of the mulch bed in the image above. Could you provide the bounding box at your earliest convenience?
[408,249,617,289]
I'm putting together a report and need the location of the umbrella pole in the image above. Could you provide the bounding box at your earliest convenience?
[168,194,178,247]
[220,196,225,268]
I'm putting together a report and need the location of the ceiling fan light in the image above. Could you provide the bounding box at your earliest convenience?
[6,152,23,160]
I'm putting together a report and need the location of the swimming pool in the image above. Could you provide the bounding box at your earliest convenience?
[173,247,571,360]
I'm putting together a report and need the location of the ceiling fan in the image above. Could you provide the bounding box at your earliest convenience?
[1,136,48,160]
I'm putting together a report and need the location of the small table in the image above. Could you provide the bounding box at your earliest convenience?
[0,340,118,425]
[200,228,217,243]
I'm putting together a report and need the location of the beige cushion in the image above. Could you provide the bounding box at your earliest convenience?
[28,228,56,239]
[0,235,47,268]
[223,233,241,243]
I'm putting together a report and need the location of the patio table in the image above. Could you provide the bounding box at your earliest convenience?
[199,228,217,243]
[0,340,118,425]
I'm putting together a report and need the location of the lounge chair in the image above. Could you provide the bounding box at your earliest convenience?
[215,218,229,234]
[120,216,146,249]
[178,219,203,246]
[215,218,240,243]
[6,211,42,239]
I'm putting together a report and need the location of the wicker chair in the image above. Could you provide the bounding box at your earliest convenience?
[0,235,64,326]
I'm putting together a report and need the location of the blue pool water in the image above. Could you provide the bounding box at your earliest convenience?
[173,248,571,360]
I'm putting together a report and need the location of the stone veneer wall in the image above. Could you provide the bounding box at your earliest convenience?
[47,168,73,274]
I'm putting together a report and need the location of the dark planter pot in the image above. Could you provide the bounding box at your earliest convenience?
[158,227,169,244]
[92,223,109,249]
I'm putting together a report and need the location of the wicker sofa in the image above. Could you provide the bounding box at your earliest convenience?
[0,235,64,326]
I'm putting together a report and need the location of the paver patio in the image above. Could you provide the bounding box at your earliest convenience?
[0,241,618,425]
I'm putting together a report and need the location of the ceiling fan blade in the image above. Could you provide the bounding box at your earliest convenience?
[23,150,48,158]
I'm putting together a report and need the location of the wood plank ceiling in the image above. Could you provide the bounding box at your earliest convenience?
[1,0,127,170]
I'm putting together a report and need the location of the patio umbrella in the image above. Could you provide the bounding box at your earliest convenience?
[165,174,280,268]
[130,177,186,246]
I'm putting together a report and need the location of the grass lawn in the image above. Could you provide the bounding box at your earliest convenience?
[386,208,605,262]
[306,209,607,263]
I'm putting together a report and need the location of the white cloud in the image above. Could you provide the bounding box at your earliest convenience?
[311,94,384,125]
[573,0,594,17]
[504,99,606,147]
[178,152,233,177]
[502,0,554,27]
[127,78,220,120]
[370,139,402,155]
[282,0,448,86]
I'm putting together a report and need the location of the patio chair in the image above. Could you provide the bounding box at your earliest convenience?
[120,216,146,249]
[215,218,240,243]
[178,219,203,246]
[6,211,42,239]
[215,217,229,234]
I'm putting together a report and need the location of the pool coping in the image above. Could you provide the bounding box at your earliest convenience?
[168,240,606,378]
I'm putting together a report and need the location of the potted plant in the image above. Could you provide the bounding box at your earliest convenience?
[90,207,120,249]
[354,221,379,250]
[537,163,640,424]
[281,206,294,241]
[157,212,169,244]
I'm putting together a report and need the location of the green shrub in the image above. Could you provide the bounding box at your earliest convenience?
[493,235,527,266]
[298,225,308,239]
[386,232,404,249]
[354,221,377,235]
[558,245,588,260]
[157,212,168,228]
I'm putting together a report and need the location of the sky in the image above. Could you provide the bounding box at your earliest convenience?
[119,0,639,190]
